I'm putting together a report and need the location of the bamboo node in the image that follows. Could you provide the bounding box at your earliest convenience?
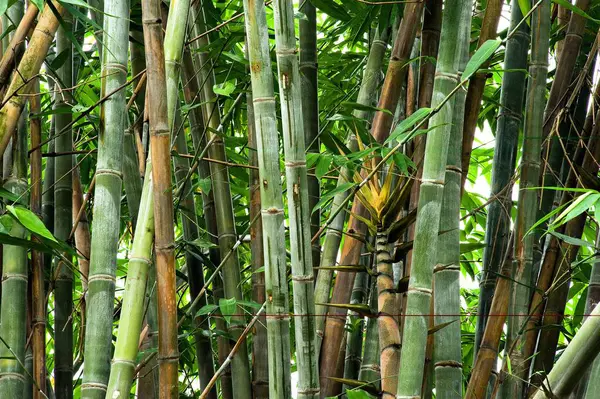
[102,62,128,75]
[81,382,108,391]
[263,207,284,215]
[96,168,123,179]
[88,273,116,283]
[129,256,152,265]
[291,274,314,282]
[407,286,432,295]
[284,160,306,167]
[0,372,25,381]
[157,354,180,362]
[434,360,462,369]
[297,388,320,394]
[253,96,276,104]
[1,272,28,282]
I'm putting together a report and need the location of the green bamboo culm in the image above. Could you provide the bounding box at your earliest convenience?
[396,1,473,396]
[299,0,320,268]
[314,28,389,351]
[474,2,530,355]
[105,164,154,398]
[343,270,369,384]
[273,0,320,396]
[190,4,252,397]
[53,9,74,399]
[432,14,471,398]
[502,1,551,397]
[358,278,380,390]
[243,0,292,396]
[0,113,28,396]
[81,0,130,395]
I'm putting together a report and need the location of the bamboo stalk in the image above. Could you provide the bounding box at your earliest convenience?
[343,270,369,384]
[396,1,472,396]
[0,111,28,397]
[299,0,320,268]
[142,0,178,393]
[81,0,129,395]
[432,15,470,397]
[502,1,551,396]
[29,76,46,399]
[53,10,74,398]
[246,51,268,399]
[358,278,380,390]
[0,4,37,92]
[273,0,320,396]
[474,2,530,356]
[0,1,65,159]
[460,0,504,190]
[243,0,292,396]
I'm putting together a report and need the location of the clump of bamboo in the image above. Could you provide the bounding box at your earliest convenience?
[81,0,130,395]
[243,0,292,396]
[502,1,551,396]
[396,1,473,396]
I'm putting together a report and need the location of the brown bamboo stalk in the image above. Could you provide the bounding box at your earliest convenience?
[29,76,46,399]
[370,1,425,142]
[460,0,505,190]
[72,165,90,291]
[141,0,178,395]
[0,4,38,92]
[0,1,65,158]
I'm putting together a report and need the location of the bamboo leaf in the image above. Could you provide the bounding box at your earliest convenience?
[346,389,376,399]
[551,192,600,229]
[196,304,218,316]
[325,377,379,396]
[311,0,351,21]
[462,39,502,80]
[387,209,417,243]
[342,101,392,115]
[517,0,531,23]
[219,298,237,324]
[551,0,600,24]
[397,276,410,294]
[319,303,376,317]
[549,231,594,248]
[213,80,236,97]
[460,242,486,254]
[386,107,432,144]
[312,182,355,213]
[7,205,57,243]
[428,320,457,335]
[314,266,367,273]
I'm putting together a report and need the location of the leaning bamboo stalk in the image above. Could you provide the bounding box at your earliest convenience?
[473,2,530,355]
[142,0,177,393]
[503,1,551,395]
[190,4,252,396]
[299,0,320,268]
[0,110,28,397]
[29,77,46,399]
[314,27,390,353]
[0,1,65,159]
[243,0,292,396]
[273,0,320,396]
[53,11,74,399]
[460,0,504,190]
[530,301,600,399]
[396,1,472,396]
[370,1,424,143]
[433,16,470,397]
[0,4,38,93]
[81,0,129,395]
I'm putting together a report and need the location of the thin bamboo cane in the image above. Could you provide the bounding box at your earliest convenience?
[396,1,472,396]
[247,56,268,399]
[299,0,320,268]
[273,0,320,396]
[0,1,65,159]
[53,11,74,398]
[502,1,551,396]
[142,0,177,393]
[358,278,380,390]
[72,166,90,292]
[243,0,292,396]
[81,0,129,395]
[474,2,530,356]
[190,4,252,396]
[460,0,505,190]
[343,270,369,385]
[0,111,28,397]
[29,76,46,399]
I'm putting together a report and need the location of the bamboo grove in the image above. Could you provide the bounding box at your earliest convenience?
[6,0,600,398]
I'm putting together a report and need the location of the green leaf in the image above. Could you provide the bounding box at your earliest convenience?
[517,0,531,24]
[552,192,600,229]
[213,80,236,97]
[460,242,486,254]
[549,231,594,248]
[236,300,263,310]
[30,0,43,11]
[197,177,212,195]
[462,39,502,80]
[219,298,237,324]
[385,107,433,144]
[315,155,332,179]
[311,0,351,21]
[346,389,375,399]
[188,236,218,249]
[313,182,355,213]
[342,101,392,115]
[7,205,57,242]
[196,304,218,316]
